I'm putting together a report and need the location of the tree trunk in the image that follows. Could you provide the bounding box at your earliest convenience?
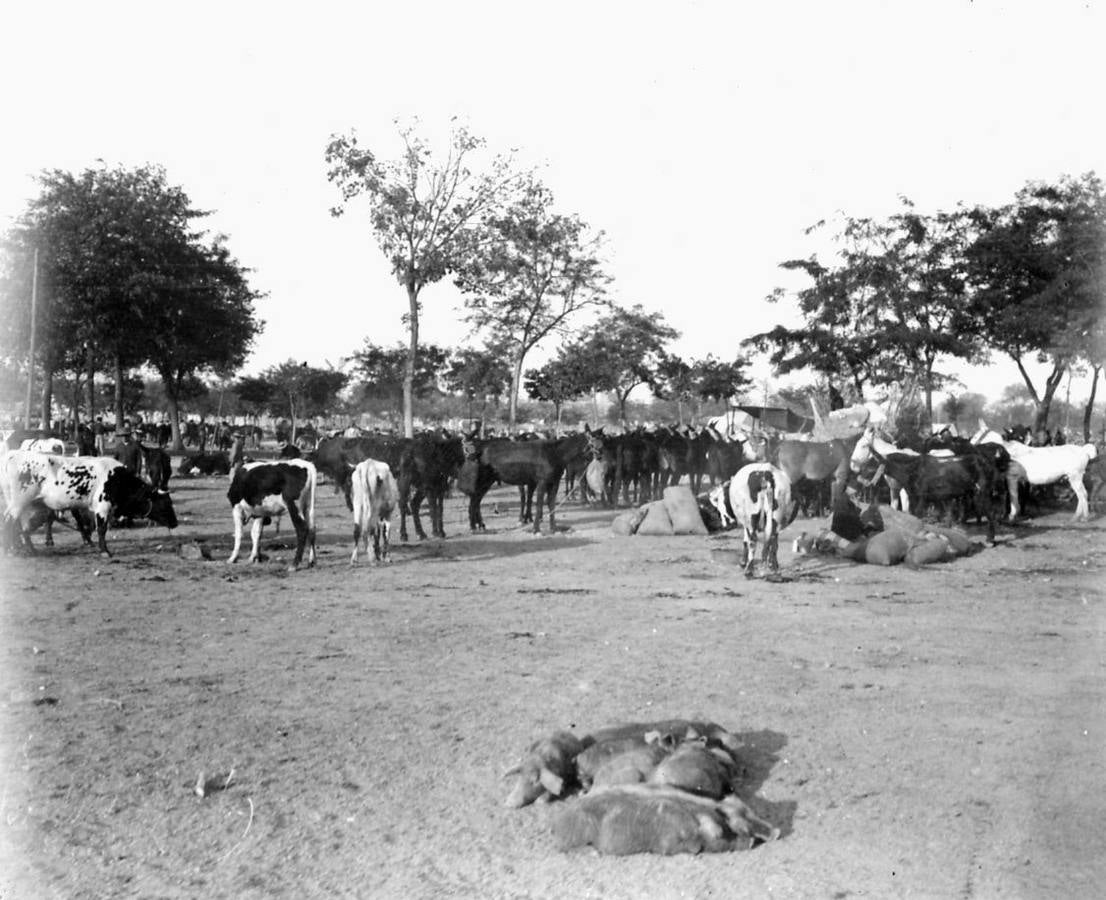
[166,392,185,453]
[86,351,96,420]
[508,354,524,433]
[1084,365,1101,443]
[113,354,125,428]
[403,280,420,439]
[39,366,54,431]
[1032,360,1067,433]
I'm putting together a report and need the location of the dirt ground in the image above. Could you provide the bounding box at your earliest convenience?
[1,466,1104,899]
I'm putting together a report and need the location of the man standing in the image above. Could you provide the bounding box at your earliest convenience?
[93,416,106,455]
[117,429,142,476]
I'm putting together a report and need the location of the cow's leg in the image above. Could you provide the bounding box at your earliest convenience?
[379,519,391,563]
[72,510,93,545]
[546,477,560,533]
[247,517,265,563]
[283,498,308,569]
[764,520,780,572]
[1006,473,1021,520]
[1070,474,1090,521]
[741,526,754,577]
[433,489,446,539]
[228,508,246,563]
[351,518,363,565]
[95,514,111,557]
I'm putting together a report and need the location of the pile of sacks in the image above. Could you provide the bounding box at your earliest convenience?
[795,496,984,567]
[504,719,779,855]
[611,485,708,536]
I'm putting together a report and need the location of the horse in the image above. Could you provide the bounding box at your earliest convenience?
[768,432,861,517]
[971,421,1098,521]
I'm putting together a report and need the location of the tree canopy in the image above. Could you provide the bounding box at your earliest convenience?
[453,175,609,429]
[325,121,525,436]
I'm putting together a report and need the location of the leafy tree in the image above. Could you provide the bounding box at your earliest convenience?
[965,173,1106,431]
[747,202,978,423]
[326,121,524,437]
[561,305,679,426]
[262,360,348,443]
[444,346,510,429]
[653,353,695,424]
[235,375,275,423]
[345,341,450,422]
[0,163,262,447]
[454,176,609,428]
[524,355,588,429]
[693,355,752,407]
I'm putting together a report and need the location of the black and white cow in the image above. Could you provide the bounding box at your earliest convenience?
[349,458,398,565]
[0,450,177,555]
[227,460,317,569]
[709,462,795,577]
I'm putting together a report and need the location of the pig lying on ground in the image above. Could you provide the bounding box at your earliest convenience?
[553,784,779,855]
[503,731,591,808]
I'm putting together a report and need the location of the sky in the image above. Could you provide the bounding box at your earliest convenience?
[1,0,1103,408]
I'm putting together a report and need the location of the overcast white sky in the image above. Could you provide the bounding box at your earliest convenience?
[2,0,1103,405]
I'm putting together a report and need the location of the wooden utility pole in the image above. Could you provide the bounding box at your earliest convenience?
[24,248,38,429]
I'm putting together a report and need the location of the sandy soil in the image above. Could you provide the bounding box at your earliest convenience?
[1,469,1104,899]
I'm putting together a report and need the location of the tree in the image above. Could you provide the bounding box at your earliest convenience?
[444,346,510,429]
[561,305,679,426]
[693,355,752,410]
[653,353,695,424]
[747,202,978,423]
[0,164,262,446]
[345,341,450,424]
[965,173,1106,431]
[454,176,609,429]
[325,121,524,437]
[524,355,588,429]
[235,375,276,424]
[262,361,348,443]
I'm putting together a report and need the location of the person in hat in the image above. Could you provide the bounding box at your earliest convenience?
[117,428,142,476]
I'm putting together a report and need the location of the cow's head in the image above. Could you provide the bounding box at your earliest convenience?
[147,489,178,529]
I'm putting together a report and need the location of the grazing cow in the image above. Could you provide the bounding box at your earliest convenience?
[769,433,860,517]
[1,451,177,555]
[972,422,1098,521]
[714,463,796,577]
[349,458,398,565]
[227,460,317,569]
[461,435,565,534]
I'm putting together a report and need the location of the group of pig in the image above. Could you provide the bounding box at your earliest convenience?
[503,718,779,855]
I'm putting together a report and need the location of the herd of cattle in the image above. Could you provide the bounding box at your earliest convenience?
[0,418,1101,569]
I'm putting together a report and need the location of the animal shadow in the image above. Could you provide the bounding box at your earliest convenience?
[733,728,798,839]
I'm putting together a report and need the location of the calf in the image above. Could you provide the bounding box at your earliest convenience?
[1,450,177,555]
[179,452,231,477]
[721,463,796,577]
[350,458,398,565]
[227,460,317,569]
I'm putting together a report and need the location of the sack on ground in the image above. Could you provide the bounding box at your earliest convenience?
[611,506,648,536]
[865,529,911,565]
[662,486,708,535]
[635,501,675,536]
[905,536,952,567]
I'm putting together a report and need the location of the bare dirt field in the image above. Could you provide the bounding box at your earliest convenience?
[2,469,1104,899]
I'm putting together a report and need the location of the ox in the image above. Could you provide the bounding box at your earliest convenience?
[971,422,1098,521]
[349,458,398,565]
[1,451,177,555]
[227,460,317,569]
[710,462,796,577]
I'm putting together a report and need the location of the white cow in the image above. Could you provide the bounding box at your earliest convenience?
[971,421,1098,521]
[709,462,795,577]
[349,458,398,565]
